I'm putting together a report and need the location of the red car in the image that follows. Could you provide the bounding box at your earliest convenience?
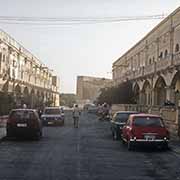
[6,109,42,140]
[121,114,169,150]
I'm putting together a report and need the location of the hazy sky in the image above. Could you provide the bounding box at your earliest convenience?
[0,0,179,93]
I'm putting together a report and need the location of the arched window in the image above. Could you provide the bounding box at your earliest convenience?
[159,52,163,59]
[164,49,168,58]
[175,43,179,53]
[149,58,152,65]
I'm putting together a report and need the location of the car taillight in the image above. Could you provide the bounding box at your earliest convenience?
[166,130,170,139]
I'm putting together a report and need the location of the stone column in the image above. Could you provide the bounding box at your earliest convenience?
[166,86,175,103]
[139,90,145,105]
[151,89,155,106]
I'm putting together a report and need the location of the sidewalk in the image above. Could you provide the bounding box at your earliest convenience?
[0,127,6,140]
[0,115,8,140]
[170,140,180,154]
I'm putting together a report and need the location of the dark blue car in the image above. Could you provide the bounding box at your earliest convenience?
[110,111,138,140]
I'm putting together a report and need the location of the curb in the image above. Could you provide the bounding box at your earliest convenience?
[0,127,6,142]
[0,116,7,142]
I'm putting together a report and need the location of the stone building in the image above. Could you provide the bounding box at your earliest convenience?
[0,29,60,112]
[76,76,112,104]
[113,6,180,106]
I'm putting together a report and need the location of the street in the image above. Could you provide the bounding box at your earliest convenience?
[0,112,180,180]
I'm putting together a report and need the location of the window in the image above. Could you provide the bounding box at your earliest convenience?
[126,118,131,125]
[133,117,164,127]
[159,52,163,59]
[175,43,179,53]
[164,49,168,58]
[149,58,152,65]
[44,108,61,115]
[3,54,6,62]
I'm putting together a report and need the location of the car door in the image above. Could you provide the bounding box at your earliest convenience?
[122,117,131,140]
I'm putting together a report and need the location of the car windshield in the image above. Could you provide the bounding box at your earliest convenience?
[115,113,136,122]
[133,117,164,127]
[44,109,61,115]
[10,111,35,119]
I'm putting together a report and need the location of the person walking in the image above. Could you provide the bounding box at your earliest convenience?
[73,104,81,128]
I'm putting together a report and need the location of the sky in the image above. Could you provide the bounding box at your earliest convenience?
[0,0,179,93]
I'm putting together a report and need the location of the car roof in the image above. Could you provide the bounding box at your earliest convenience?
[130,113,161,118]
[116,111,138,114]
[44,107,60,109]
[11,109,36,111]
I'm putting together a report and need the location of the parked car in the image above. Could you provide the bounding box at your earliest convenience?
[87,105,98,114]
[41,107,64,126]
[6,109,42,139]
[110,111,138,140]
[121,114,169,150]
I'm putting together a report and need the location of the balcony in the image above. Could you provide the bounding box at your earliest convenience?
[173,52,180,66]
[144,63,155,76]
[156,56,172,72]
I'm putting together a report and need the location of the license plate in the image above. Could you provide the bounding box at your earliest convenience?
[48,121,53,125]
[17,123,27,127]
[144,135,155,141]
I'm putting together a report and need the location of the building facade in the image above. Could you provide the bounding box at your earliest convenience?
[76,76,112,104]
[0,29,60,113]
[113,7,180,106]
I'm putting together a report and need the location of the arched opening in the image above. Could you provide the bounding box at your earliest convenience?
[164,49,168,58]
[23,87,30,107]
[2,81,9,92]
[142,80,151,105]
[159,52,163,59]
[40,92,44,104]
[154,76,166,105]
[35,90,41,108]
[133,83,140,104]
[0,81,14,115]
[30,89,35,108]
[175,43,179,53]
[14,84,22,107]
[171,71,180,106]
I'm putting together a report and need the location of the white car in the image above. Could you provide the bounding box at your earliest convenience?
[41,107,64,126]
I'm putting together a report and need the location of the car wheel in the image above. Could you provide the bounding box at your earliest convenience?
[162,142,169,150]
[121,137,125,145]
[34,131,41,140]
[127,140,133,151]
[113,131,119,140]
[113,131,117,140]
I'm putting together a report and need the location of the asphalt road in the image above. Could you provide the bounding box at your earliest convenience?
[0,111,180,180]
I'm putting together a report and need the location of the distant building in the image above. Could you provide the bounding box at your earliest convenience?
[76,76,112,104]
